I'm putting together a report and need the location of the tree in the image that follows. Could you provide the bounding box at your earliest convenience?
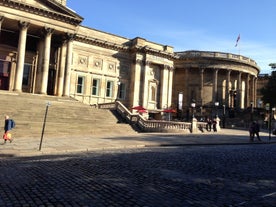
[261,63,276,107]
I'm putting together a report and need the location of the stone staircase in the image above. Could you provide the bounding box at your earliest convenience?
[0,91,137,139]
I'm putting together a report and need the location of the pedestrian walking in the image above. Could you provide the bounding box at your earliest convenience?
[206,118,212,131]
[3,115,15,144]
[249,121,261,142]
[253,121,261,141]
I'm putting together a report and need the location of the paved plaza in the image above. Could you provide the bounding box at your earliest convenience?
[0,129,275,207]
[0,145,275,207]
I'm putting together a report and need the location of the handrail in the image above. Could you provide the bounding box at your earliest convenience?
[97,101,207,133]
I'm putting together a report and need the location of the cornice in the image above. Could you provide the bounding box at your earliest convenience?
[75,34,130,52]
[75,34,177,61]
[176,50,260,73]
[131,45,177,60]
[0,0,82,26]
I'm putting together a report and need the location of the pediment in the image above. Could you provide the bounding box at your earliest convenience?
[1,0,83,25]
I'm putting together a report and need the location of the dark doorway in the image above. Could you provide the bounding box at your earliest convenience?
[47,68,56,95]
[0,61,10,90]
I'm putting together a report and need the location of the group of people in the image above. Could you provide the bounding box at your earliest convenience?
[206,118,218,132]
[2,115,15,144]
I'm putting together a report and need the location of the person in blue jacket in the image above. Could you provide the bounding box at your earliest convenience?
[3,115,15,144]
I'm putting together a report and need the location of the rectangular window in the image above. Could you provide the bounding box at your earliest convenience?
[106,81,114,97]
[118,83,126,99]
[23,64,32,86]
[92,79,100,96]
[77,76,85,94]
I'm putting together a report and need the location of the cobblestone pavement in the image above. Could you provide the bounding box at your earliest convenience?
[0,144,275,207]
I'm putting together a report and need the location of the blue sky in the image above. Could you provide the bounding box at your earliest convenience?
[66,0,276,74]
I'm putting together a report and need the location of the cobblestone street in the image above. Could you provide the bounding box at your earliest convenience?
[0,144,275,207]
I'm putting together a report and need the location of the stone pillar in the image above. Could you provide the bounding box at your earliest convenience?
[63,33,74,96]
[212,69,218,103]
[142,61,150,107]
[167,66,174,108]
[191,118,197,133]
[200,69,204,105]
[246,74,250,107]
[40,27,54,94]
[160,65,169,108]
[14,21,29,92]
[57,41,67,96]
[253,77,257,106]
[226,70,231,107]
[237,72,242,108]
[131,59,143,107]
[0,16,4,32]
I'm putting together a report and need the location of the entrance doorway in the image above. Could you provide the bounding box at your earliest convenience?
[0,60,10,90]
[47,68,56,95]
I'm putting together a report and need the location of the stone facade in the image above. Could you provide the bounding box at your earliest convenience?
[0,0,260,116]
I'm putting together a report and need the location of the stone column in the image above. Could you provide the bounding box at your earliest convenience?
[167,66,174,108]
[131,59,143,107]
[237,72,242,108]
[40,27,54,94]
[63,33,74,96]
[253,77,257,106]
[57,41,67,96]
[212,69,218,103]
[245,74,250,107]
[200,69,204,105]
[142,61,150,107]
[226,70,231,107]
[14,21,29,92]
[0,16,4,32]
[160,65,169,108]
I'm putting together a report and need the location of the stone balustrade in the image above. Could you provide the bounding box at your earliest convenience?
[97,101,209,133]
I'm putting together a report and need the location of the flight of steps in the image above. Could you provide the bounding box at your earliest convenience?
[0,91,137,139]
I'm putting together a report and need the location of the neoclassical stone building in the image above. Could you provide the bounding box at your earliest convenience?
[0,0,260,117]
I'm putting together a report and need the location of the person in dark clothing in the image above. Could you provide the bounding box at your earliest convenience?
[253,121,261,141]
[212,119,217,132]
[206,118,212,131]
[249,121,261,142]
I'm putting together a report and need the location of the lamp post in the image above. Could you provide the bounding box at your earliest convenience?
[39,102,51,151]
[269,107,276,141]
[250,101,254,121]
[191,102,196,119]
[222,104,226,128]
[190,101,197,133]
[215,101,219,118]
[116,78,121,101]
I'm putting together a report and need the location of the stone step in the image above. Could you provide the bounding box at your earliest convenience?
[0,90,136,138]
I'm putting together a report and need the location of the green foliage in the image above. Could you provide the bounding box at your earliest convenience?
[261,66,276,107]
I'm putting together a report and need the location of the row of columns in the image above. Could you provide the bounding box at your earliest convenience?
[0,18,74,96]
[199,68,257,108]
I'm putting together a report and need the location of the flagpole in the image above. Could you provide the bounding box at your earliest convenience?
[235,34,241,55]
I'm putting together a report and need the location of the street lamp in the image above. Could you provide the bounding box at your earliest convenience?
[250,101,254,121]
[191,102,196,119]
[116,77,121,101]
[269,107,276,140]
[222,104,226,128]
[215,101,219,117]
